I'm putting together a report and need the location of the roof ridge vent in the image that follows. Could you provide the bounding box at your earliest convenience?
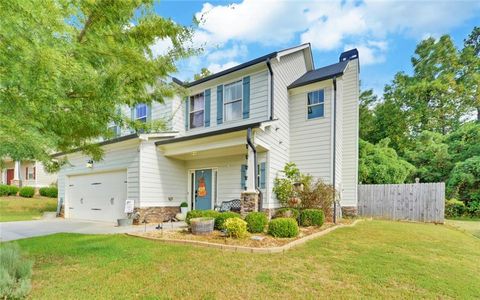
[339,48,359,62]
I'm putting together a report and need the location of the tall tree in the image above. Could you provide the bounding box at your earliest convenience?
[193,67,212,80]
[358,89,377,142]
[460,26,480,121]
[0,0,197,169]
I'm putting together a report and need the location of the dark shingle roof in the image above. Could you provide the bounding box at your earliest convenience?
[287,60,349,89]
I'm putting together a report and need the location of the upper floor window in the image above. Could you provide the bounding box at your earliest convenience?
[224,81,242,122]
[135,104,147,123]
[307,89,324,119]
[108,123,120,137]
[190,92,205,129]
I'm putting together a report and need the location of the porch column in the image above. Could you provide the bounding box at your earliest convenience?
[246,146,256,192]
[241,130,259,216]
[13,161,20,180]
[12,160,22,187]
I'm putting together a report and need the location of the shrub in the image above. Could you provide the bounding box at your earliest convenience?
[180,202,188,208]
[445,199,466,218]
[466,201,480,218]
[18,187,35,198]
[214,212,241,230]
[245,212,268,233]
[268,218,299,238]
[275,208,299,220]
[186,210,219,225]
[298,178,335,221]
[224,217,248,238]
[0,243,33,299]
[7,186,19,196]
[39,187,58,198]
[0,185,9,196]
[447,156,480,202]
[299,209,325,227]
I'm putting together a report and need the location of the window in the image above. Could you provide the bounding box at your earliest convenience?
[108,123,119,137]
[307,89,325,119]
[189,93,205,129]
[26,167,35,180]
[224,81,242,121]
[135,104,147,123]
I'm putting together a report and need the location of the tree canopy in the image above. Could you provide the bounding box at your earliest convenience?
[0,0,197,169]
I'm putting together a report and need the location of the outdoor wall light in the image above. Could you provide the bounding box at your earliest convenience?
[86,160,94,168]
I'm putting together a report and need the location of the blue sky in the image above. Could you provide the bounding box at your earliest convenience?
[153,0,480,96]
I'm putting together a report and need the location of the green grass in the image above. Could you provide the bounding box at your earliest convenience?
[0,197,57,222]
[8,220,480,299]
[446,219,480,238]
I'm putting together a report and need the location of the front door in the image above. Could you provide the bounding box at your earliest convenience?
[194,169,212,210]
[6,169,14,185]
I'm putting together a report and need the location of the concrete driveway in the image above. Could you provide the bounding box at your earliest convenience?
[0,219,186,242]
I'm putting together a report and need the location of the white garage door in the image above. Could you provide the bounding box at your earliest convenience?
[67,170,127,222]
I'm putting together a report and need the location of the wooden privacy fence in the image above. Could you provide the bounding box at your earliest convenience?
[358,182,445,223]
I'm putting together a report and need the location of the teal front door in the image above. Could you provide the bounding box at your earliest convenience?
[194,169,212,210]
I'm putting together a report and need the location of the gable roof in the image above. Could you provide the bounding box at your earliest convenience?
[287,48,359,89]
[287,60,349,89]
[173,43,313,88]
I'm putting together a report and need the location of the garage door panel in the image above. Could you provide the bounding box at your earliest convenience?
[67,171,127,222]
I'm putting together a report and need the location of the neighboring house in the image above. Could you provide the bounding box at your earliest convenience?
[55,43,359,223]
[1,159,57,189]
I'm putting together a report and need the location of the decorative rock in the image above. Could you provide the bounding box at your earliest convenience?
[250,235,264,241]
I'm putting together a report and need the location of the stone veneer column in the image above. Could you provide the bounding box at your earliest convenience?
[240,191,259,217]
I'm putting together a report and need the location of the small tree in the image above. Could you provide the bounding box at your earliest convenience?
[447,156,480,203]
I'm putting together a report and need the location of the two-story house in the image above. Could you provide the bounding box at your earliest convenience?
[55,43,359,223]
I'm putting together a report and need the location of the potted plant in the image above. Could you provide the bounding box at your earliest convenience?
[180,202,189,214]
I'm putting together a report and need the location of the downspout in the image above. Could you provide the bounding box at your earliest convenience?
[247,127,263,210]
[332,77,337,224]
[266,58,274,120]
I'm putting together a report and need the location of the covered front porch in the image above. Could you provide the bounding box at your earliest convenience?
[1,159,39,187]
[156,127,269,213]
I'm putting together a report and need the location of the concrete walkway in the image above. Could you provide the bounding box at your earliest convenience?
[0,219,187,242]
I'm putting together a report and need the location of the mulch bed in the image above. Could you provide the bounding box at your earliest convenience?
[137,223,337,248]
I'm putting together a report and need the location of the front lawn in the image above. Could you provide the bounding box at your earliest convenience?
[0,197,57,222]
[446,219,480,238]
[11,220,480,299]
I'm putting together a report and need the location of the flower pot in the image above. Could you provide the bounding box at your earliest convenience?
[117,218,133,227]
[190,217,214,235]
[180,207,188,214]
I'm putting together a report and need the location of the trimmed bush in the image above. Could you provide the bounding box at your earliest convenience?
[7,185,19,196]
[214,212,241,230]
[275,208,299,220]
[0,185,9,196]
[39,187,58,198]
[18,187,35,198]
[245,212,268,233]
[466,201,480,218]
[445,199,465,218]
[224,217,248,238]
[0,243,33,299]
[299,209,325,227]
[186,210,219,225]
[268,218,299,238]
[180,202,188,208]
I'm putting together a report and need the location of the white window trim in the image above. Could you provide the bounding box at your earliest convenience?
[306,89,325,120]
[27,168,35,180]
[189,91,205,129]
[223,80,243,123]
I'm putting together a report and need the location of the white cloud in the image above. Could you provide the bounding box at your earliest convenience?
[345,40,388,66]
[207,61,240,73]
[207,44,248,62]
[151,37,173,57]
[193,0,480,52]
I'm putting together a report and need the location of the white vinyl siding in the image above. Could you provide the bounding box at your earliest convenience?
[139,140,187,207]
[256,50,308,209]
[340,60,359,207]
[182,69,269,136]
[290,84,332,183]
[57,139,140,211]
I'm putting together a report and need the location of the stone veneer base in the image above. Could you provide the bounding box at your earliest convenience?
[127,219,362,254]
[341,206,358,217]
[134,206,180,225]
